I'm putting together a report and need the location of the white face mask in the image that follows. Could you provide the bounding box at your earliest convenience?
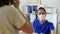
[38,14,46,21]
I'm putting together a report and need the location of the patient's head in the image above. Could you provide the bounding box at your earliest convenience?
[0,0,10,7]
[0,0,20,8]
[11,0,20,9]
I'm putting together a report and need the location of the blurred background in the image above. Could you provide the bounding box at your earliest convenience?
[18,0,60,34]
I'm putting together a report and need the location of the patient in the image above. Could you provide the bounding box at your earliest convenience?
[0,0,33,34]
[33,7,56,34]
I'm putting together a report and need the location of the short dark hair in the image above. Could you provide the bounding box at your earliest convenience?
[38,7,46,13]
[0,0,12,7]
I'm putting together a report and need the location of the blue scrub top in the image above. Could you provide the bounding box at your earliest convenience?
[33,19,54,34]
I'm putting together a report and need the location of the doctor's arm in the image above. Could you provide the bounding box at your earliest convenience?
[50,23,56,34]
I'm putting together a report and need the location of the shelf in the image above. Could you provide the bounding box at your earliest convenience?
[24,4,40,6]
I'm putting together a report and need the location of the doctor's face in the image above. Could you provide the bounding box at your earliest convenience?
[38,9,46,15]
[38,8,46,21]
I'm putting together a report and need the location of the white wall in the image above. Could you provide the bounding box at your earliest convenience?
[41,0,58,8]
[19,0,36,16]
[58,0,60,34]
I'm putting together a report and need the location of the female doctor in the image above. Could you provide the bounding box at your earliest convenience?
[33,7,56,34]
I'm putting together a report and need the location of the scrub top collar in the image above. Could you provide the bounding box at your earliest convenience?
[38,19,48,26]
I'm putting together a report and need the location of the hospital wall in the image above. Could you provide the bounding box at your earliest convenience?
[58,0,60,34]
